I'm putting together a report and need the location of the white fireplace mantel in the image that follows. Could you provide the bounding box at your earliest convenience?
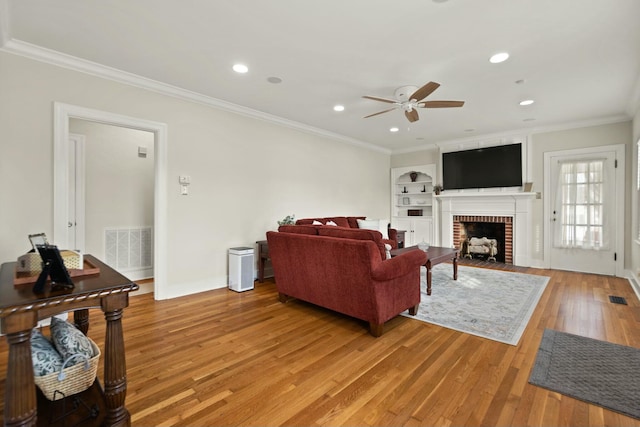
[436,191,536,266]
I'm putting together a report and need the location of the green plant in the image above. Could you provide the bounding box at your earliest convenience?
[433,184,443,194]
[277,215,296,226]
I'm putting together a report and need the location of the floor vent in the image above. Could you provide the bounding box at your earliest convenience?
[608,295,628,305]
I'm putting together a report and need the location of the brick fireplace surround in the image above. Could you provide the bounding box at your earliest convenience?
[437,192,536,267]
[453,215,513,264]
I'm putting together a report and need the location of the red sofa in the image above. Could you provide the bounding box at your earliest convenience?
[266,225,427,336]
[295,216,399,249]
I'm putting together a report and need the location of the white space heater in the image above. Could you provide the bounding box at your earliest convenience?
[228,247,254,292]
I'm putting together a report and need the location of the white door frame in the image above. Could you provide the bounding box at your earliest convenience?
[543,144,625,276]
[53,102,168,299]
[68,133,86,252]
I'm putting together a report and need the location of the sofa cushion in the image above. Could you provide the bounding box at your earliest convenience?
[278,225,318,235]
[296,217,350,228]
[357,218,389,240]
[347,216,366,228]
[325,217,350,227]
[317,227,386,260]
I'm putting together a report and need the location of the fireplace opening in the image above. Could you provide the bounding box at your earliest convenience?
[461,222,506,263]
[453,215,513,264]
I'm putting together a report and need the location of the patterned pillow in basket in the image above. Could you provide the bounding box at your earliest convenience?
[31,329,63,376]
[50,317,94,362]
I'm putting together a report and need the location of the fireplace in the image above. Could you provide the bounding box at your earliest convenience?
[437,192,535,267]
[453,215,513,263]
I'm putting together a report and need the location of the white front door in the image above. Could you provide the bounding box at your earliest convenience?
[545,145,624,276]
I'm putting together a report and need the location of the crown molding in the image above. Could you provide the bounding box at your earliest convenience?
[391,114,632,154]
[1,38,391,155]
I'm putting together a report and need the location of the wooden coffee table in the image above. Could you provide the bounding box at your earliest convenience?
[390,245,459,295]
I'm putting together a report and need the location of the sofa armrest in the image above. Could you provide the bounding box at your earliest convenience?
[371,249,426,281]
[387,227,398,249]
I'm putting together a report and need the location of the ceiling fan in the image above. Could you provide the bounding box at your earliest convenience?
[363,81,464,123]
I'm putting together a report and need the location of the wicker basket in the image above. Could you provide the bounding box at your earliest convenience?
[34,338,100,401]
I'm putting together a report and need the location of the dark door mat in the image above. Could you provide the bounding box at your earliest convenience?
[529,329,640,420]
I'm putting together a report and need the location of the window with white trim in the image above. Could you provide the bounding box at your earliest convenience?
[554,159,606,249]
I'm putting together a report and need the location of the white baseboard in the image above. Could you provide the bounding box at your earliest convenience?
[624,269,640,302]
[155,276,227,300]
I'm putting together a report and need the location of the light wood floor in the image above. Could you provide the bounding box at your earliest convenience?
[1,262,639,426]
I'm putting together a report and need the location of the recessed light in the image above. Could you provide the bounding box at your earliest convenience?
[232,64,248,74]
[519,99,535,106]
[489,52,509,64]
[333,105,345,112]
[267,76,282,84]
[390,127,399,133]
[515,79,526,85]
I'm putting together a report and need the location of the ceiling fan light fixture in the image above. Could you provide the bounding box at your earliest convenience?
[389,127,399,133]
[519,99,535,106]
[333,105,345,112]
[232,63,249,73]
[489,52,509,64]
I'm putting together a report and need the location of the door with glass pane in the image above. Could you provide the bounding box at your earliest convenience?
[548,149,619,275]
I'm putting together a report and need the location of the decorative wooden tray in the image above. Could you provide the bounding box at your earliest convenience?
[14,258,100,286]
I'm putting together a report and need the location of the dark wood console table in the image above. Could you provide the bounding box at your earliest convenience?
[0,255,139,427]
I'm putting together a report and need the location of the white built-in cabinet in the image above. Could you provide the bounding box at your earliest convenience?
[391,165,436,247]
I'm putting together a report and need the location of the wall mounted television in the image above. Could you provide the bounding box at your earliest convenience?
[442,143,523,190]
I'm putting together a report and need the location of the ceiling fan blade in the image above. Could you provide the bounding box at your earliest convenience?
[363,95,398,104]
[405,109,419,122]
[410,81,440,102]
[364,108,396,118]
[420,100,465,108]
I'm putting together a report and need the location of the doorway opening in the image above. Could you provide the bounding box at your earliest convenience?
[53,102,168,299]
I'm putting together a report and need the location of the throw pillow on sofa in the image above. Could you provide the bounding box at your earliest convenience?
[357,218,389,240]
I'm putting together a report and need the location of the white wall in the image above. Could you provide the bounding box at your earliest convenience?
[390,149,439,169]
[530,122,632,265]
[69,119,155,263]
[0,51,390,297]
[391,121,634,268]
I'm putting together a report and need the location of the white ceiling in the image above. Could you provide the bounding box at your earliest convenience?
[2,0,640,152]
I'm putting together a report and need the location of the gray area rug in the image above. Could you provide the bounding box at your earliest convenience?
[403,264,549,345]
[529,329,640,420]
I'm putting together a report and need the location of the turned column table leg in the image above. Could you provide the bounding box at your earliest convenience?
[74,308,90,335]
[453,253,459,281]
[2,312,38,427]
[101,293,131,427]
[425,260,433,296]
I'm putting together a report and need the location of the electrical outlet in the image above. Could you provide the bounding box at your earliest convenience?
[178,175,191,185]
[181,185,189,195]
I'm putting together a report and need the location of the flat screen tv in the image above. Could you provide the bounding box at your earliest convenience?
[442,143,523,190]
